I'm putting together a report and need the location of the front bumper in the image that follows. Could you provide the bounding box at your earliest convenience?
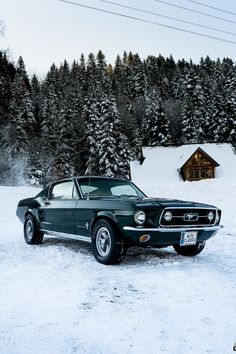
[122,225,223,246]
[124,225,223,232]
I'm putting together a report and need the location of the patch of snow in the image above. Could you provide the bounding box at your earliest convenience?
[0,177,235,354]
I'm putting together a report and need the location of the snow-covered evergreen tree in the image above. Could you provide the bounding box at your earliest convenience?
[86,53,97,93]
[223,64,236,143]
[181,70,206,143]
[125,53,145,99]
[83,95,101,175]
[53,101,76,178]
[84,93,131,178]
[205,92,226,142]
[96,50,111,93]
[4,57,35,158]
[142,88,171,146]
[98,94,131,177]
[113,55,126,94]
[31,74,42,131]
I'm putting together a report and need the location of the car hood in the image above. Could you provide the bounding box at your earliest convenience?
[133,197,216,209]
[91,196,217,209]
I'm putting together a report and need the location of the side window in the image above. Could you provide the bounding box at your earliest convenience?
[50,181,75,200]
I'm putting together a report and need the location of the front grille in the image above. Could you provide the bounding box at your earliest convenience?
[160,208,217,227]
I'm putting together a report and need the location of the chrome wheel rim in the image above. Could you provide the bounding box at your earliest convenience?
[26,219,33,240]
[96,227,111,257]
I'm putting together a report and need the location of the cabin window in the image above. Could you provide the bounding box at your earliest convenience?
[187,168,214,181]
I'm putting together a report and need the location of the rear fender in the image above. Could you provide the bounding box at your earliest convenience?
[24,208,41,226]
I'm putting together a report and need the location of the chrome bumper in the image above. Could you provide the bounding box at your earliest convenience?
[123,225,223,233]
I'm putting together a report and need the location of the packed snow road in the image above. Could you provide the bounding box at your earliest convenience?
[0,181,235,354]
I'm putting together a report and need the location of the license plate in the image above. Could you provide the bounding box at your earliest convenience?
[180,231,198,246]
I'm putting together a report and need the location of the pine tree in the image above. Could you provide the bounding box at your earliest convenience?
[78,54,87,92]
[86,53,97,93]
[0,52,15,127]
[125,53,145,99]
[142,88,171,146]
[223,65,236,143]
[41,89,59,149]
[181,70,206,143]
[144,54,174,99]
[5,57,36,158]
[205,91,226,142]
[31,74,42,132]
[53,100,77,178]
[97,94,131,177]
[96,50,111,93]
[113,55,126,94]
[83,94,101,175]
[84,93,131,178]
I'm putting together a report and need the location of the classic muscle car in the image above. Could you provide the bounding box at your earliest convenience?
[16,176,222,264]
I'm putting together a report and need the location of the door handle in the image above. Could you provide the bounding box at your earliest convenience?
[44,201,50,206]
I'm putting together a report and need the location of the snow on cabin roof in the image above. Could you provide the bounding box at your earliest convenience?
[180,147,220,169]
[130,143,236,182]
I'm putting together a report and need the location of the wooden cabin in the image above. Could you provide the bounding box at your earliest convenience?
[180,147,220,181]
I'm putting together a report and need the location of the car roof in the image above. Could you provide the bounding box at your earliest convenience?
[50,176,129,185]
[76,176,128,181]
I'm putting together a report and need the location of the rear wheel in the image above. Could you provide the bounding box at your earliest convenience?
[24,214,44,245]
[173,241,205,256]
[92,219,127,265]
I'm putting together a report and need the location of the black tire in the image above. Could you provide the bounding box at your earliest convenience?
[91,219,127,265]
[24,214,44,245]
[173,241,206,257]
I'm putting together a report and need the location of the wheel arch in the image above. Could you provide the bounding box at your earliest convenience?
[91,213,127,264]
[91,212,122,236]
[24,209,39,225]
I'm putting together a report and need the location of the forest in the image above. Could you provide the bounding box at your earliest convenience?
[0,50,235,185]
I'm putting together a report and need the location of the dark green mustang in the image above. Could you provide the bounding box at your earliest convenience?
[16,176,222,264]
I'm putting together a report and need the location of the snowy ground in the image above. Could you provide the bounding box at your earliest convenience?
[0,179,236,354]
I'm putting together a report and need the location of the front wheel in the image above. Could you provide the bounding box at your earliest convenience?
[24,214,44,245]
[91,219,127,265]
[173,241,205,257]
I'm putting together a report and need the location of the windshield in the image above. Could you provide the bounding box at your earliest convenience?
[78,178,146,199]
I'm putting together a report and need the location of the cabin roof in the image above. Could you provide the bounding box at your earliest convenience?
[180,147,220,170]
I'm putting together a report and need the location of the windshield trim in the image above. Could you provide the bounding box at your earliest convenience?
[76,177,146,199]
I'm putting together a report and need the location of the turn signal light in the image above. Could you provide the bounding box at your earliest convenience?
[139,234,150,243]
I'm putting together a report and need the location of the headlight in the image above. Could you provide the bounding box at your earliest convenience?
[215,210,220,224]
[134,210,146,225]
[208,211,214,222]
[163,211,172,222]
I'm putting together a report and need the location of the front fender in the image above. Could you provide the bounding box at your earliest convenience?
[91,211,119,232]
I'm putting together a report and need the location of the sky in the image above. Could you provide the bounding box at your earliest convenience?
[0,0,236,76]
